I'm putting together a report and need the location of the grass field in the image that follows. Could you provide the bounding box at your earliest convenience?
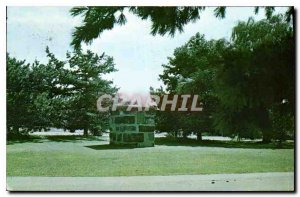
[7,136,294,177]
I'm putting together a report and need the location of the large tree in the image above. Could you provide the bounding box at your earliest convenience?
[7,55,33,134]
[155,15,294,142]
[7,48,118,137]
[154,34,226,140]
[214,15,294,142]
[7,54,62,135]
[45,48,118,136]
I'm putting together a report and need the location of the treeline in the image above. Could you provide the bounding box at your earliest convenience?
[7,48,118,138]
[153,15,295,143]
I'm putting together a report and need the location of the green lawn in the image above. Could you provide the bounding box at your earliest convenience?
[7,136,294,177]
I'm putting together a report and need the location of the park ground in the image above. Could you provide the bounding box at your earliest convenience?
[6,133,294,191]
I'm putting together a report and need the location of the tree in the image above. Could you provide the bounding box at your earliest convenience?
[70,6,293,49]
[61,49,118,136]
[150,86,180,138]
[155,15,294,142]
[7,48,118,137]
[7,54,32,135]
[7,54,59,136]
[270,102,294,145]
[214,15,294,142]
[154,34,226,140]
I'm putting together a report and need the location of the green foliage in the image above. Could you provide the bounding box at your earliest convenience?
[70,6,293,49]
[70,6,206,48]
[131,7,205,36]
[214,7,226,19]
[270,103,294,142]
[70,7,127,49]
[7,55,59,134]
[7,48,118,137]
[155,34,226,139]
[58,49,117,135]
[215,15,294,141]
[7,55,33,134]
[155,15,294,142]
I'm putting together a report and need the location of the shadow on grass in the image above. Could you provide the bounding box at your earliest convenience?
[46,135,105,142]
[7,135,106,145]
[6,134,44,145]
[155,137,294,149]
[7,134,294,150]
[85,144,136,150]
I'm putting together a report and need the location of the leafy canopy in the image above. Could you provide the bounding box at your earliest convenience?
[7,48,118,136]
[70,6,293,49]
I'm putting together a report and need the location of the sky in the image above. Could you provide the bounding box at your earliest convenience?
[7,6,288,94]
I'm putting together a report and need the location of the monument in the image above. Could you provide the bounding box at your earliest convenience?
[109,105,156,147]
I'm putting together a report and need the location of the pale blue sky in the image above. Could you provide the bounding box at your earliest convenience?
[7,6,288,93]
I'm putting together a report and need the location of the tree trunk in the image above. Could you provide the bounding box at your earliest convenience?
[197,132,202,141]
[13,126,19,134]
[277,139,283,148]
[262,130,272,143]
[237,133,240,142]
[83,128,88,136]
[174,130,178,139]
[183,131,188,139]
[259,106,272,143]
